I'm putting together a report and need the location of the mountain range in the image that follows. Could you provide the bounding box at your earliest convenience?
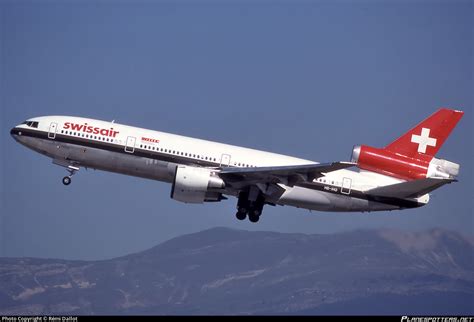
[0,227,473,315]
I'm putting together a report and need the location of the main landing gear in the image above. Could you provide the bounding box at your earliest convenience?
[62,166,79,186]
[235,189,265,223]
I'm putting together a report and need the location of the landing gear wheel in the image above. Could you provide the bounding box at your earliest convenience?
[251,209,262,217]
[248,214,260,223]
[62,176,71,186]
[236,212,247,221]
[238,207,247,214]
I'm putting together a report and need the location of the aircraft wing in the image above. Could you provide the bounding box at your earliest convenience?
[219,161,356,187]
[365,177,456,199]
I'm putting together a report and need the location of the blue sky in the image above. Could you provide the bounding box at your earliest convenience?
[1,0,472,260]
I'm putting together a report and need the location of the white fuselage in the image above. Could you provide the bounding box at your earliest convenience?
[11,116,422,214]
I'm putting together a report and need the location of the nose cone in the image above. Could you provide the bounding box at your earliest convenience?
[11,127,18,136]
[10,127,22,141]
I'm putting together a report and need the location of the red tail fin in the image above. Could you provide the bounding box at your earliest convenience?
[385,108,464,158]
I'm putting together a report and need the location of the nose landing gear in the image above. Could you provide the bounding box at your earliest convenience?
[62,165,79,186]
[62,176,72,185]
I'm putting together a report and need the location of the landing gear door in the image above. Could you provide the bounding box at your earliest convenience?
[125,136,136,153]
[48,122,58,139]
[220,154,231,167]
[341,177,352,195]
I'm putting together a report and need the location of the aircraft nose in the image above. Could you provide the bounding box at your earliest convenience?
[10,127,21,137]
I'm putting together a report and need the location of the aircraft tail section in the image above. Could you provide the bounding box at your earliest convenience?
[385,108,464,158]
[351,108,464,180]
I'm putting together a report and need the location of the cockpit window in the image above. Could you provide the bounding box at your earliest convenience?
[22,121,39,128]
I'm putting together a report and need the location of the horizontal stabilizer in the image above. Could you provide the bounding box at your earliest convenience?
[366,177,456,199]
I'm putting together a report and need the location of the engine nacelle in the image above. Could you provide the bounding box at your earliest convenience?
[427,158,460,179]
[171,165,225,203]
[351,145,459,180]
[351,145,430,180]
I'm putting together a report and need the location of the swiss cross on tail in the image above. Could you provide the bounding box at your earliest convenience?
[385,108,464,158]
[411,128,437,153]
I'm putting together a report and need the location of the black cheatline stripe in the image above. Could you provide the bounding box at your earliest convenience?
[170,165,178,199]
[11,128,220,168]
[12,128,421,209]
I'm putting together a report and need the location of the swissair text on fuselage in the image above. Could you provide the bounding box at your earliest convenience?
[63,122,119,137]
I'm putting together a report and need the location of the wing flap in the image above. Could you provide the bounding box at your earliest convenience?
[366,177,456,199]
[219,161,355,186]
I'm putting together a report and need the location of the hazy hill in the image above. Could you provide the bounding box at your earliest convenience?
[0,228,473,315]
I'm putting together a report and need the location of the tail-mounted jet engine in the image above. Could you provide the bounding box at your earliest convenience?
[351,145,459,180]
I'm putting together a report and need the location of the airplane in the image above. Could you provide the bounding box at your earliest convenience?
[10,108,463,223]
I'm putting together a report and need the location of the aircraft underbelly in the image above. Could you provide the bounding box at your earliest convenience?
[277,185,399,212]
[33,138,175,183]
